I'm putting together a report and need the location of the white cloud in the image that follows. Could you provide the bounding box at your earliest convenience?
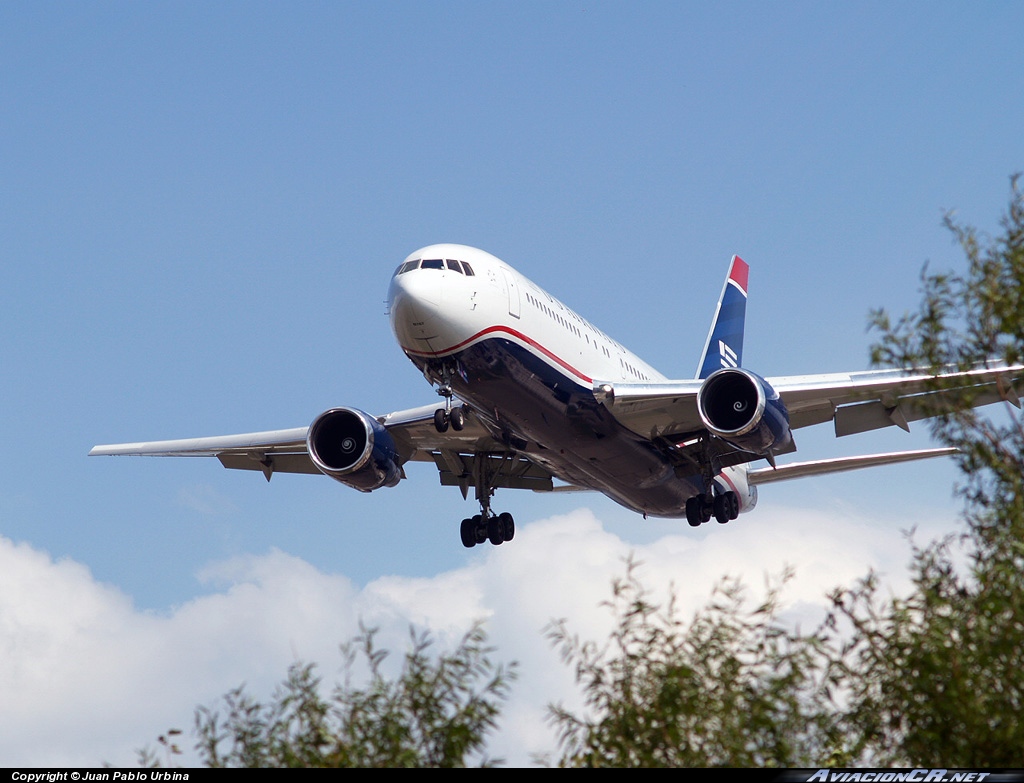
[0,503,958,768]
[176,484,239,516]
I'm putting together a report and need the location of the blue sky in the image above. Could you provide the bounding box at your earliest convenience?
[1,1,1022,767]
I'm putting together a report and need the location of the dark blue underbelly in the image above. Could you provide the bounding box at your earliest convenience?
[411,337,702,518]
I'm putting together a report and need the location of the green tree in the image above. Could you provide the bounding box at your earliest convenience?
[143,623,516,768]
[545,560,841,767]
[870,175,1024,552]
[827,176,1024,766]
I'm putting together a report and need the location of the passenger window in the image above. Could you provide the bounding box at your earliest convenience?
[421,259,444,270]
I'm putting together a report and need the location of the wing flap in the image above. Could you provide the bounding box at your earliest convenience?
[834,383,1017,437]
[218,452,322,476]
[431,452,554,492]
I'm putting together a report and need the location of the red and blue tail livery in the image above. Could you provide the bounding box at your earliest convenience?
[697,255,749,379]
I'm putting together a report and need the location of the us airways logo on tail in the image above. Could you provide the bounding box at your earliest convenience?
[719,340,739,369]
[697,255,749,378]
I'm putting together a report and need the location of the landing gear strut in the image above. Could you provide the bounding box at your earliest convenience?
[459,453,515,548]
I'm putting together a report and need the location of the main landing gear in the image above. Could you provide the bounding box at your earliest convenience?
[685,491,740,527]
[683,436,740,527]
[459,452,515,548]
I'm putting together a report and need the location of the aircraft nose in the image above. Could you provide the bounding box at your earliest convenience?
[388,270,444,342]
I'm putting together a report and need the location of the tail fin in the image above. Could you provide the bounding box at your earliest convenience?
[696,255,749,379]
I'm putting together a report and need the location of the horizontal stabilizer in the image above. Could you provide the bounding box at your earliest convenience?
[747,447,957,485]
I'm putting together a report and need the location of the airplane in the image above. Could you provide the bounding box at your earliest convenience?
[90,244,1022,548]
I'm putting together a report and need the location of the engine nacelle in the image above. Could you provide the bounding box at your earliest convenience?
[697,368,793,456]
[307,407,402,492]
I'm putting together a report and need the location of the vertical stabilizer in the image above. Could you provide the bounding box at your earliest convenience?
[696,256,749,379]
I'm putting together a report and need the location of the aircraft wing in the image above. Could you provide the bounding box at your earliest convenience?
[596,363,1023,442]
[89,427,319,476]
[89,402,552,489]
[747,447,958,485]
[769,364,1022,434]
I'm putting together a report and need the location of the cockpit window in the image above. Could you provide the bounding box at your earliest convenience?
[393,257,473,277]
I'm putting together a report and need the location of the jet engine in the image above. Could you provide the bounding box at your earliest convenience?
[307,407,402,492]
[697,368,794,456]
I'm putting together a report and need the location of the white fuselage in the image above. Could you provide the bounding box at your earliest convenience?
[387,244,755,518]
[389,245,664,384]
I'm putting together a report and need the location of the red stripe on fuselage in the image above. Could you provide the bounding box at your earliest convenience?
[400,324,594,384]
[718,470,740,496]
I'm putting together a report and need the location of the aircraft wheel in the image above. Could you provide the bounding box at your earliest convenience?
[685,497,702,527]
[713,494,731,524]
[727,492,740,519]
[700,498,713,524]
[450,406,466,431]
[433,408,449,433]
[473,514,487,544]
[460,518,476,548]
[487,517,504,546]
[498,512,515,541]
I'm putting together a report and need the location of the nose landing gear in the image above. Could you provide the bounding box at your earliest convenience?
[434,404,466,433]
[432,366,466,432]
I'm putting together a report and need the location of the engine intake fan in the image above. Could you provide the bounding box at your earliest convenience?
[697,368,793,456]
[307,407,402,492]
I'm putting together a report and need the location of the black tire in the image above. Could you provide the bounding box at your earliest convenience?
[685,497,702,527]
[498,512,515,541]
[713,494,730,524]
[472,514,487,544]
[450,406,466,431]
[700,498,713,524]
[727,491,740,519]
[460,518,476,548]
[433,408,449,433]
[487,517,504,546]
